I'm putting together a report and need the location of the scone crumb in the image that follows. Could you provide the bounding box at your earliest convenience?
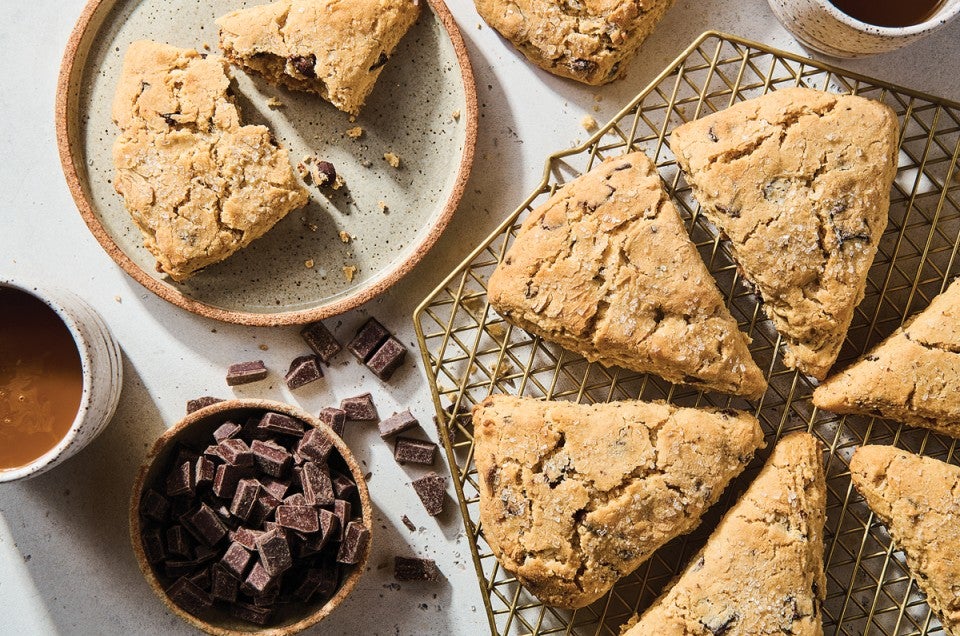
[581,115,598,131]
[346,126,364,139]
[360,159,373,168]
[114,295,122,304]
[451,109,461,121]
[305,259,315,268]
[378,200,388,212]
[349,115,357,123]
[339,231,352,243]
[266,96,284,109]
[203,43,211,51]
[384,152,401,168]
[296,162,310,180]
[343,265,357,282]
[258,344,269,351]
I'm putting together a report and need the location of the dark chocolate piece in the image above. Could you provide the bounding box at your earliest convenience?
[243,560,276,595]
[165,460,194,497]
[314,161,337,187]
[230,478,261,521]
[226,360,268,386]
[293,568,325,602]
[167,576,212,616]
[220,541,252,578]
[194,544,219,564]
[316,563,340,597]
[284,354,323,390]
[333,500,352,541]
[258,412,305,437]
[253,588,279,607]
[394,556,441,582]
[401,515,417,532]
[297,428,333,463]
[318,407,346,438]
[251,440,292,477]
[188,565,211,588]
[300,321,342,363]
[336,521,370,565]
[340,393,378,422]
[277,506,320,533]
[166,525,192,558]
[212,421,241,442]
[331,472,357,500]
[411,472,446,516]
[195,456,216,487]
[301,462,335,507]
[165,559,200,579]
[230,528,263,551]
[212,463,252,499]
[140,489,170,522]
[231,601,273,626]
[186,503,228,546]
[260,477,289,500]
[142,528,166,564]
[186,396,224,414]
[394,436,437,465]
[211,565,239,603]
[217,438,254,467]
[366,336,407,381]
[256,529,293,576]
[318,509,339,551]
[347,318,390,362]
[378,409,419,439]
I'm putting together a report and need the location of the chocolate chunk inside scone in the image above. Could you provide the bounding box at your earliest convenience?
[216,0,421,115]
[850,446,960,634]
[472,395,764,609]
[474,0,675,85]
[670,87,900,379]
[623,432,827,636]
[813,278,960,436]
[112,41,308,282]
[487,151,767,399]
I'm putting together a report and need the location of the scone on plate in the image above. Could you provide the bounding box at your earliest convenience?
[622,432,827,635]
[217,0,421,115]
[474,0,675,85]
[671,87,900,379]
[850,446,960,634]
[112,40,308,282]
[472,394,764,609]
[487,151,767,399]
[813,278,960,437]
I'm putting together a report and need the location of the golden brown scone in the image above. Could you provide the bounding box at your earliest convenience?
[487,151,767,398]
[622,432,827,636]
[850,446,960,635]
[813,279,960,437]
[474,0,675,85]
[473,394,765,609]
[112,40,308,282]
[671,87,900,379]
[217,0,420,115]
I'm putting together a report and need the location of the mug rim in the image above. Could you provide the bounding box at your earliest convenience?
[0,279,93,482]
[817,0,960,37]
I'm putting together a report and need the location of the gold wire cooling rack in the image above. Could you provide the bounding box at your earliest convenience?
[413,32,960,636]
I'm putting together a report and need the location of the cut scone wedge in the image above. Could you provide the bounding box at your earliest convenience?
[813,278,960,437]
[671,87,900,379]
[622,432,827,635]
[472,394,765,609]
[850,446,960,634]
[112,40,308,282]
[487,151,767,399]
[217,0,421,115]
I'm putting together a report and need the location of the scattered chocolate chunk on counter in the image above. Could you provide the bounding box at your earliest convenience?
[378,409,419,439]
[346,317,408,381]
[394,437,437,465]
[340,393,379,422]
[187,396,225,414]
[285,355,323,390]
[300,321,342,363]
[226,361,269,386]
[348,318,391,362]
[411,472,446,516]
[394,556,441,582]
[367,337,406,381]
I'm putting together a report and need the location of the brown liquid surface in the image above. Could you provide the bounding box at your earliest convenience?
[0,288,83,470]
[829,0,944,27]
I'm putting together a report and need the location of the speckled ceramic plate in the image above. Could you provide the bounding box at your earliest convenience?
[57,0,476,325]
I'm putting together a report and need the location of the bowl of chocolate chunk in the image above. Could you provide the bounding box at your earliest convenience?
[130,399,372,634]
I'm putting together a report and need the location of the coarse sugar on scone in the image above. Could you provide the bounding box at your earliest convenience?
[111,40,308,282]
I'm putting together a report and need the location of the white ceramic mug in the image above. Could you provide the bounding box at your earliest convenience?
[768,0,960,58]
[0,280,123,482]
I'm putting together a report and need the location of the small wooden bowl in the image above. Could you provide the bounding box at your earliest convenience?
[130,399,372,635]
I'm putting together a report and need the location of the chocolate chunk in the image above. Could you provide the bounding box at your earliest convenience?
[220,541,252,578]
[251,440,292,477]
[166,525,192,558]
[401,515,417,532]
[394,556,441,581]
[340,393,378,421]
[231,601,273,626]
[243,560,277,595]
[289,54,317,78]
[315,161,337,187]
[284,492,308,507]
[211,565,239,603]
[316,563,340,597]
[301,462,335,507]
[318,407,346,438]
[226,360,268,386]
[230,479,262,521]
[298,428,333,463]
[260,477,289,500]
[347,318,391,362]
[213,463,252,499]
[195,456,216,487]
[256,529,293,576]
[366,337,407,381]
[212,421,241,442]
[188,565,211,588]
[318,509,340,550]
[332,499,352,541]
[166,460,194,497]
[394,437,437,465]
[141,489,170,522]
[378,409,419,438]
[186,396,224,414]
[167,576,212,616]
[412,472,446,516]
[165,559,200,579]
[217,438,254,467]
[284,355,323,390]
[194,543,219,564]
[336,521,370,565]
[142,528,166,564]
[293,568,325,602]
[300,321,342,363]
[185,503,228,546]
[569,58,598,73]
[230,528,263,551]
[253,588,279,607]
[332,472,357,500]
[258,412,305,437]
[368,51,389,71]
[277,506,320,533]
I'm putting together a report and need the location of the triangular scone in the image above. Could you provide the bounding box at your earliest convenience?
[112,41,308,281]
[487,152,767,398]
[623,432,826,636]
[472,394,765,609]
[814,279,960,437]
[671,87,900,379]
[850,446,960,633]
[217,0,420,115]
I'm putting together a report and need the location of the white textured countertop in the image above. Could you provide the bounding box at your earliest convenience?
[1,1,958,635]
